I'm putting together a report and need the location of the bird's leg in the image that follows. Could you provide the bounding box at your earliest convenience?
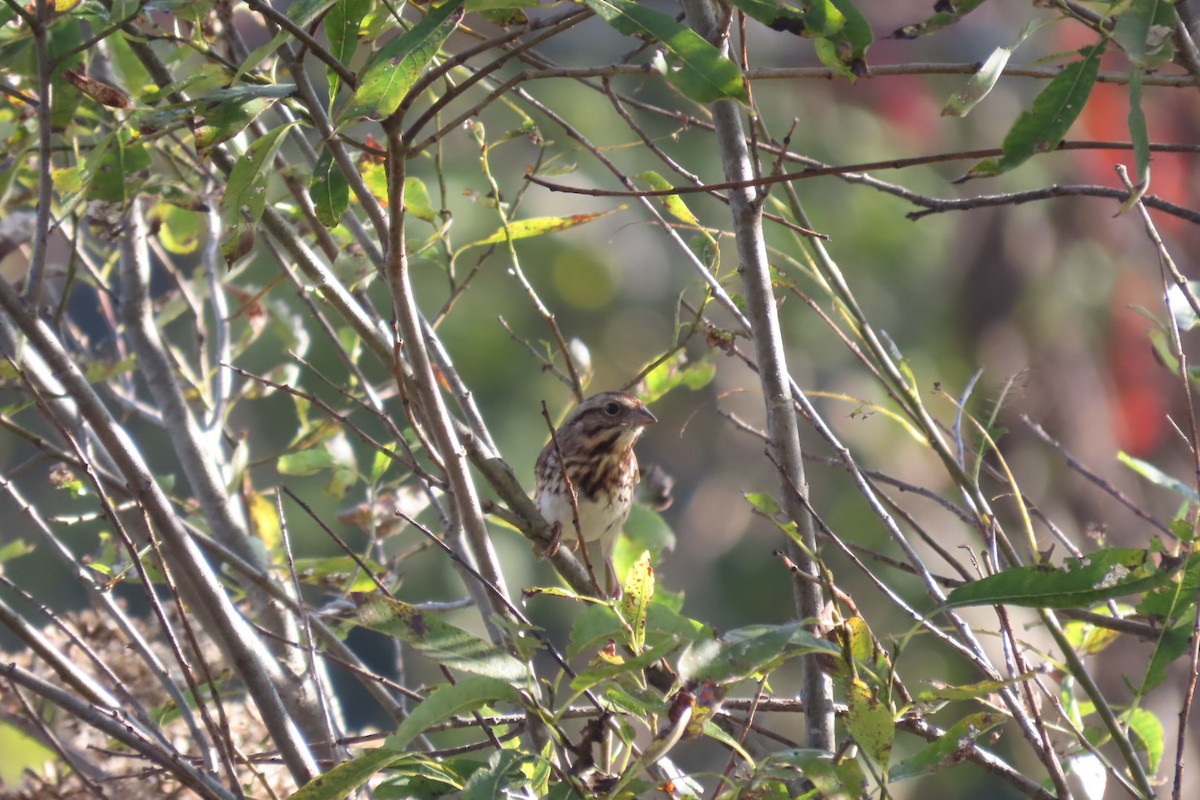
[536,521,563,559]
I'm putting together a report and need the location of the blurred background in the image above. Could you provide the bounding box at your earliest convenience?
[2,0,1198,796]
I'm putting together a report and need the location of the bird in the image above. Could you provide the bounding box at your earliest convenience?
[534,391,657,596]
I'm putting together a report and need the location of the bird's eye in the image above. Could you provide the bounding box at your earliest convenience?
[604,401,621,415]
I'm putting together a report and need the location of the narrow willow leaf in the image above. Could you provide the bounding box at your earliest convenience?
[725,0,806,34]
[456,207,621,251]
[893,0,988,39]
[346,0,465,120]
[944,547,1177,609]
[583,0,748,104]
[310,148,350,227]
[288,748,410,800]
[220,122,296,263]
[677,622,841,685]
[1119,449,1199,502]
[1123,66,1151,202]
[889,712,1006,782]
[1112,0,1177,68]
[232,0,339,84]
[352,594,531,685]
[192,85,295,155]
[943,19,1047,117]
[326,0,371,97]
[961,41,1103,180]
[636,170,700,227]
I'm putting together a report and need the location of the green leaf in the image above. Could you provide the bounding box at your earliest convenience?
[462,750,532,800]
[844,676,893,769]
[326,0,371,97]
[232,0,340,84]
[889,712,1005,781]
[916,674,1034,703]
[456,208,621,252]
[725,0,806,34]
[677,621,841,685]
[352,594,531,686]
[893,0,988,39]
[345,0,465,121]
[942,19,1047,118]
[1112,0,1177,68]
[86,130,151,203]
[962,42,1103,180]
[1124,706,1164,774]
[192,85,295,156]
[221,122,297,264]
[582,0,748,104]
[758,749,864,799]
[944,547,1179,609]
[404,176,437,223]
[636,170,701,227]
[310,148,350,227]
[289,748,411,800]
[814,0,872,79]
[641,351,716,404]
[391,676,522,750]
[621,551,654,652]
[1119,450,1199,502]
[1124,66,1151,200]
[567,602,708,660]
[0,539,33,563]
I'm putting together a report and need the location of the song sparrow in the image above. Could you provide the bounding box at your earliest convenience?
[535,391,657,595]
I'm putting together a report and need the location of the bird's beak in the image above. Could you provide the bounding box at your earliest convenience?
[635,406,657,426]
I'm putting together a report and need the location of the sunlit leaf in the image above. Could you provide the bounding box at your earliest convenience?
[345,0,465,120]
[456,208,621,251]
[583,0,748,103]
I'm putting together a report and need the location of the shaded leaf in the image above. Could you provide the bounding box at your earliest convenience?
[221,122,297,263]
[352,594,531,685]
[889,712,1005,782]
[944,547,1178,609]
[310,148,350,227]
[962,42,1103,180]
[193,85,295,156]
[845,676,893,768]
[1112,0,1177,69]
[326,0,371,97]
[677,621,841,685]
